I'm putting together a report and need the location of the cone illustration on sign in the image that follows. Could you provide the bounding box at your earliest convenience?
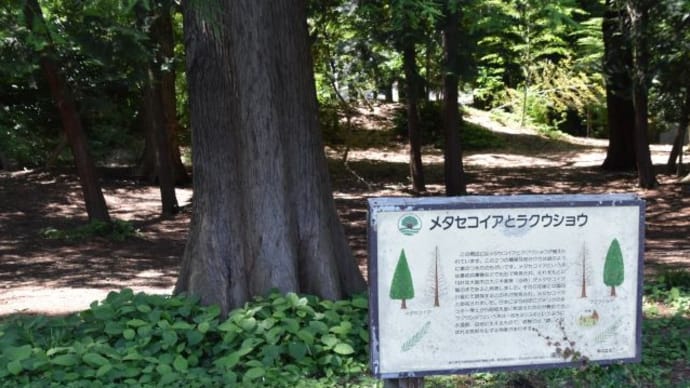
[603,238,624,297]
[390,249,415,309]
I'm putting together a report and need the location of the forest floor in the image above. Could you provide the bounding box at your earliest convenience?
[1,106,689,316]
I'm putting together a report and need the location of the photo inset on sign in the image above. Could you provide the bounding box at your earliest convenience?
[367,194,644,379]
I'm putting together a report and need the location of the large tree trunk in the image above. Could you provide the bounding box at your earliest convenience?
[24,0,110,223]
[442,2,466,196]
[175,0,366,314]
[628,1,657,188]
[601,0,636,171]
[402,41,426,193]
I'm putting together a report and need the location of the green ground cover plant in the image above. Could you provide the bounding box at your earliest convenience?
[1,278,688,387]
[40,220,138,242]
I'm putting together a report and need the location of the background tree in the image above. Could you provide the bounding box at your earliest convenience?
[175,0,366,314]
[390,249,415,309]
[603,238,624,297]
[22,0,111,223]
[441,0,467,196]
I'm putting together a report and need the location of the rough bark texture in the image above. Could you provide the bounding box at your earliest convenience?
[402,42,426,193]
[601,0,636,171]
[24,0,110,223]
[175,0,366,314]
[442,3,466,196]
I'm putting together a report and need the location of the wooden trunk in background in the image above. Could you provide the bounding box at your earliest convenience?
[601,0,636,171]
[442,3,466,196]
[23,0,110,223]
[175,0,366,314]
[142,65,179,216]
[628,1,657,188]
[135,4,189,185]
[666,89,690,174]
[402,41,426,193]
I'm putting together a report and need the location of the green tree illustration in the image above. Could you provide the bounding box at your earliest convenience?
[603,238,624,297]
[390,249,415,309]
[401,216,419,230]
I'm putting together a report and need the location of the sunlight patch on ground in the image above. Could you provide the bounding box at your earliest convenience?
[0,286,173,316]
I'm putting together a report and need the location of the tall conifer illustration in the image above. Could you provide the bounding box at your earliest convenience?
[425,246,447,307]
[390,249,415,309]
[603,238,624,297]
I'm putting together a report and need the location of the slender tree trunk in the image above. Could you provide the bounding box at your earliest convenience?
[176,0,366,314]
[23,0,110,223]
[156,5,190,184]
[602,0,637,171]
[143,66,179,216]
[667,89,690,174]
[442,2,466,196]
[628,1,657,188]
[402,41,426,193]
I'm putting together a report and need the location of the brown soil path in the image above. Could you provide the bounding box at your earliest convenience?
[1,118,688,316]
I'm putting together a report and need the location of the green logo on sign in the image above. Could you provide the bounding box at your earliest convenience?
[398,214,422,236]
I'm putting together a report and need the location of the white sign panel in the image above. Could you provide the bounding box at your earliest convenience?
[367,194,644,379]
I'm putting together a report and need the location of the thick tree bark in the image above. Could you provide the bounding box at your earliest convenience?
[402,41,426,193]
[175,0,366,314]
[442,2,466,196]
[601,0,636,171]
[23,0,110,223]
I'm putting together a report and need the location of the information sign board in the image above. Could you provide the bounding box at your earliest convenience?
[368,194,644,379]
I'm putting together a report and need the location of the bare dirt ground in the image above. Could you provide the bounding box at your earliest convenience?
[1,110,689,316]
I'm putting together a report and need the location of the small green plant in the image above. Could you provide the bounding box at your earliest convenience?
[40,219,138,242]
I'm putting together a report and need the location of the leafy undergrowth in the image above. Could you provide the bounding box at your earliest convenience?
[1,278,689,387]
[0,290,372,387]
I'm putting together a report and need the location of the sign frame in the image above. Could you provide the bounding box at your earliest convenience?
[367,194,644,380]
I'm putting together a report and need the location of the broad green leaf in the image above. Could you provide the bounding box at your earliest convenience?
[186,330,204,346]
[51,354,79,366]
[214,352,240,369]
[321,335,339,348]
[104,321,124,335]
[156,363,172,375]
[198,321,210,334]
[309,320,329,334]
[333,343,355,355]
[218,321,240,333]
[244,366,265,381]
[173,355,188,372]
[351,296,368,309]
[172,322,194,330]
[96,364,113,377]
[83,352,109,367]
[288,342,307,361]
[238,317,257,332]
[123,328,136,340]
[4,345,32,361]
[136,304,152,313]
[7,360,22,375]
[126,319,148,327]
[162,331,178,348]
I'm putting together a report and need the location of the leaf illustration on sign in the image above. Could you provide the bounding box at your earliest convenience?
[401,321,431,352]
[603,238,624,297]
[390,249,415,309]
